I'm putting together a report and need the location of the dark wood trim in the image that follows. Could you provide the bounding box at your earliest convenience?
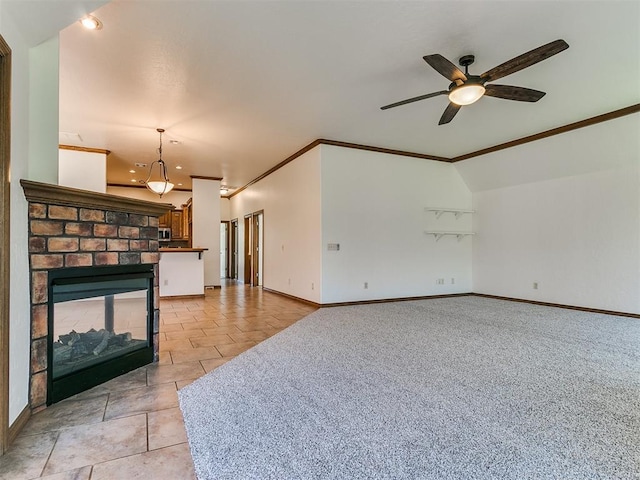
[189,175,223,181]
[262,288,322,308]
[451,104,640,162]
[320,293,472,308]
[243,216,251,285]
[0,34,10,456]
[21,180,173,216]
[228,104,640,199]
[221,220,230,279]
[107,183,193,193]
[317,139,450,162]
[7,407,29,446]
[229,138,451,198]
[59,144,111,155]
[229,140,322,198]
[251,211,263,287]
[229,218,239,280]
[263,289,472,308]
[472,294,640,319]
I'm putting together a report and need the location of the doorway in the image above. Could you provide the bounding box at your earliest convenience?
[220,221,229,279]
[0,34,11,455]
[243,211,263,287]
[230,219,238,280]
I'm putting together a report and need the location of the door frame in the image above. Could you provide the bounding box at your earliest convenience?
[243,216,251,284]
[0,34,11,455]
[243,210,264,287]
[230,218,238,279]
[220,220,230,279]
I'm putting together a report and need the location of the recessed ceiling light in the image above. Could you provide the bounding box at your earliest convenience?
[129,169,136,174]
[175,165,182,170]
[80,15,103,30]
[170,140,180,145]
[177,183,183,186]
[130,179,137,183]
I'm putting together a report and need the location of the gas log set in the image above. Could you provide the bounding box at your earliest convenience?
[53,328,145,376]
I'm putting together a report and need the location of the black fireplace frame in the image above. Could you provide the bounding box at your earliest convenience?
[47,264,155,404]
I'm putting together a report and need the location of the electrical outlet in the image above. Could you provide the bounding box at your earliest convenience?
[436,278,445,285]
[451,278,455,284]
[364,282,368,289]
[533,282,538,290]
[288,278,291,285]
[163,279,168,286]
[311,282,314,290]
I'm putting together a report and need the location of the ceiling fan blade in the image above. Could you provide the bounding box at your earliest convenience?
[438,103,461,125]
[481,39,569,83]
[380,90,448,110]
[423,54,467,82]
[484,84,546,102]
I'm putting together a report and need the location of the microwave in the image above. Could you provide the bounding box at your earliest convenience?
[158,228,171,240]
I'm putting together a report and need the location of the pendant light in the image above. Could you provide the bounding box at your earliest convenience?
[145,128,174,197]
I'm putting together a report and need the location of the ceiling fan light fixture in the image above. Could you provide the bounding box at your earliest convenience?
[448,84,485,106]
[80,15,102,30]
[145,128,175,197]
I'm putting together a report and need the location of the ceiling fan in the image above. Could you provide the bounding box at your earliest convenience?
[381,39,569,125]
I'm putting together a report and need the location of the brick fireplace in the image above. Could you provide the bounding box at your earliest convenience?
[21,180,172,412]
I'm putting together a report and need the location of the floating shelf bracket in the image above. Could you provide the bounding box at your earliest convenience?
[425,207,475,219]
[424,231,475,242]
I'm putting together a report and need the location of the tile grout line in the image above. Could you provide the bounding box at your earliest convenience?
[37,430,60,478]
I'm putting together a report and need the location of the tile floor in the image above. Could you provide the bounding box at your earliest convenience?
[0,282,317,479]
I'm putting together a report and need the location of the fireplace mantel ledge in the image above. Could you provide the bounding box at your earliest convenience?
[20,180,173,216]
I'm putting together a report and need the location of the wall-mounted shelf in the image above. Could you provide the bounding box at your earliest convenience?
[425,207,475,219]
[424,231,475,242]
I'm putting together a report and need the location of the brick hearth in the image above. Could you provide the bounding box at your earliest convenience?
[21,180,172,412]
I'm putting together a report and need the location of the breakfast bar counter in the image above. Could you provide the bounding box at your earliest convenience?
[158,248,208,297]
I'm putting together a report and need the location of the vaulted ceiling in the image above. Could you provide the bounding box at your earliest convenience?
[12,1,640,192]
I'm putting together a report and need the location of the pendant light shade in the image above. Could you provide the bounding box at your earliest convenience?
[146,128,174,197]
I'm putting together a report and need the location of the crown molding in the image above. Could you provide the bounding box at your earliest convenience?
[59,144,111,155]
[450,103,640,162]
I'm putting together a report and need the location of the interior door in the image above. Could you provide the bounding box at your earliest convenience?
[230,219,238,279]
[243,216,251,284]
[252,213,260,286]
[220,221,229,278]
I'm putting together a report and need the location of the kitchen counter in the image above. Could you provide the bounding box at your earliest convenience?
[158,248,209,297]
[159,247,207,259]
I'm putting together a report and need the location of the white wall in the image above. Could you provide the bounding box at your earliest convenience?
[3,8,34,425]
[220,197,231,221]
[457,115,640,314]
[28,36,59,184]
[229,147,322,303]
[321,145,472,303]
[59,148,106,192]
[192,178,221,287]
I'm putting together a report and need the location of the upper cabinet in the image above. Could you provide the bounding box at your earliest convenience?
[158,211,171,228]
[171,210,184,239]
[183,198,193,247]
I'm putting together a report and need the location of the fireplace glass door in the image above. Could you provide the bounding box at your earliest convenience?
[48,266,154,403]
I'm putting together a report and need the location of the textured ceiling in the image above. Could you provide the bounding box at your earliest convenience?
[49,1,640,191]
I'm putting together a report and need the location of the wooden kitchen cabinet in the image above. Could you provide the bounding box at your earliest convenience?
[182,198,192,246]
[171,210,183,239]
[158,211,171,228]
